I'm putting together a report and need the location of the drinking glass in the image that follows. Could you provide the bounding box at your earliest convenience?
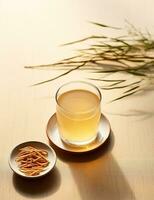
[55,81,101,146]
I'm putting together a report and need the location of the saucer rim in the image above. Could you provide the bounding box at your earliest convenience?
[46,113,111,153]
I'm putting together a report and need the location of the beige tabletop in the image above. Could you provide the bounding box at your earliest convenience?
[0,1,154,199]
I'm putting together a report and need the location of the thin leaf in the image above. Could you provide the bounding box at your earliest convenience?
[61,55,82,61]
[89,21,121,30]
[32,62,86,86]
[89,78,125,82]
[62,35,107,46]
[108,81,125,87]
[111,89,140,102]
[101,80,142,90]
[25,64,54,69]
[94,70,122,73]
[128,71,147,76]
[124,85,140,94]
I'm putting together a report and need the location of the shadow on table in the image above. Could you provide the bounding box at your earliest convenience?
[68,154,135,200]
[50,131,135,200]
[104,109,154,121]
[49,130,115,163]
[13,167,61,198]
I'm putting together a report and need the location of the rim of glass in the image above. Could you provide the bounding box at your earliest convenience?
[55,81,102,115]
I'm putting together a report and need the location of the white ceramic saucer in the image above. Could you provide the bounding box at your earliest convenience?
[46,113,110,153]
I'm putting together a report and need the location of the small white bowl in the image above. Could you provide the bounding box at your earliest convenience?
[9,141,57,178]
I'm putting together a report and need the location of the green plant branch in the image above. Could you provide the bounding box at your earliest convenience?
[25,21,154,101]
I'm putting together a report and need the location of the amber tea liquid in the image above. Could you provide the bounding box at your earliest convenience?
[56,89,101,146]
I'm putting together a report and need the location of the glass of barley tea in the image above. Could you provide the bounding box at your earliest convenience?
[55,81,102,146]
